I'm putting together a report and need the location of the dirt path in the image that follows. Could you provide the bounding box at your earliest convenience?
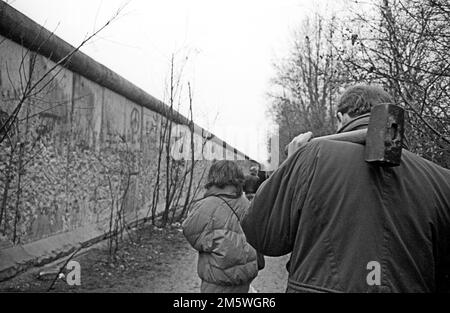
[0,223,289,293]
[141,239,290,293]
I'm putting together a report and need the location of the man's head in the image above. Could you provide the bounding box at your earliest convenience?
[249,165,258,176]
[336,84,393,130]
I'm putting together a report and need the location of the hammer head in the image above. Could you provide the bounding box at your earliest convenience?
[365,103,404,167]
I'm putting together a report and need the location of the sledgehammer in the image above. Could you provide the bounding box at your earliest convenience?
[284,103,405,167]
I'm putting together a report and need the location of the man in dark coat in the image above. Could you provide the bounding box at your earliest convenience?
[241,84,450,292]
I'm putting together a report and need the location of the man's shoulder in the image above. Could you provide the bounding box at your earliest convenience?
[304,139,450,176]
[402,149,450,176]
[303,139,364,159]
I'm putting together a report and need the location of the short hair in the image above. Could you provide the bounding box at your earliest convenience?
[337,84,393,117]
[205,160,245,195]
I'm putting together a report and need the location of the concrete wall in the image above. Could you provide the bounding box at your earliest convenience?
[0,3,257,279]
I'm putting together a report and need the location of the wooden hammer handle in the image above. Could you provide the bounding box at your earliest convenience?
[310,129,367,144]
[284,129,367,155]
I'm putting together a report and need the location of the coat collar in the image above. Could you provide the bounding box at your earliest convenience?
[335,112,409,150]
[204,186,241,198]
[336,113,371,134]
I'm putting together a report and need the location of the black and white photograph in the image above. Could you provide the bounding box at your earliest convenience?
[0,0,449,301]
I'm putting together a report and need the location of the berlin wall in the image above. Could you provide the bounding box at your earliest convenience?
[0,2,256,280]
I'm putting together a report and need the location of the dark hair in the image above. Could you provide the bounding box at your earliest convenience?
[337,84,393,117]
[205,160,245,195]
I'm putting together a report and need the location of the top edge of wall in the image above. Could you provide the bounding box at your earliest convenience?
[0,1,258,163]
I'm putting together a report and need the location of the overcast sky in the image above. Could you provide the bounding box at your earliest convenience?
[9,0,342,163]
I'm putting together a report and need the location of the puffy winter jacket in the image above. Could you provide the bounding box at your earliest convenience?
[242,120,450,293]
[182,187,258,287]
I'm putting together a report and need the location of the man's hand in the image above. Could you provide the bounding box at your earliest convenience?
[287,131,313,157]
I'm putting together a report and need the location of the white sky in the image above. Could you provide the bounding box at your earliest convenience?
[9,0,341,163]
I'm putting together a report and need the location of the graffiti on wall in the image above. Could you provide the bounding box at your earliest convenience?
[0,33,254,247]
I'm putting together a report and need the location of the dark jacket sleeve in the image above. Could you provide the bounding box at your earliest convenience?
[242,144,315,257]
